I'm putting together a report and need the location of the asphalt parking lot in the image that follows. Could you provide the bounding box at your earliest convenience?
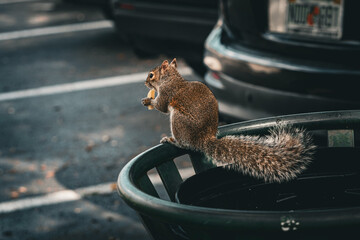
[0,1,199,239]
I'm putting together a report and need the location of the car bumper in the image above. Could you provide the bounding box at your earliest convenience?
[205,71,360,120]
[204,27,360,120]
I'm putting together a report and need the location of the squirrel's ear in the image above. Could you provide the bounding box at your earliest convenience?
[161,60,169,71]
[170,58,177,68]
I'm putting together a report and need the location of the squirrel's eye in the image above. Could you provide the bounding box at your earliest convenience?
[149,73,154,79]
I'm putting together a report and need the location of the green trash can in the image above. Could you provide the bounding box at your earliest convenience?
[117,110,360,240]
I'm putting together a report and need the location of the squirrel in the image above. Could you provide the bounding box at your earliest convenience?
[141,58,316,183]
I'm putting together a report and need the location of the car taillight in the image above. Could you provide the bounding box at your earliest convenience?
[119,3,135,10]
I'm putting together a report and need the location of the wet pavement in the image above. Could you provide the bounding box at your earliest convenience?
[0,1,200,239]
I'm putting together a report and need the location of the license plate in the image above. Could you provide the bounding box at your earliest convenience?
[269,0,344,39]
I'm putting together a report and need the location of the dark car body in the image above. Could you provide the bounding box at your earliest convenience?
[204,0,360,121]
[63,0,114,18]
[65,0,109,6]
[111,0,218,72]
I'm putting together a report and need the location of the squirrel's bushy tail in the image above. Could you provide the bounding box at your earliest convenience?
[201,125,316,183]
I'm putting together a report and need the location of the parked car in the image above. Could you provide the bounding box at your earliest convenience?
[110,0,218,74]
[204,0,360,121]
[63,0,113,19]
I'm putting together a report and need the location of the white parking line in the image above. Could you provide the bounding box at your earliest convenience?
[0,20,113,41]
[0,0,40,4]
[0,67,193,102]
[0,190,81,214]
[0,167,194,214]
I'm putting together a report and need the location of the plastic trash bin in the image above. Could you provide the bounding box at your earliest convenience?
[117,110,360,240]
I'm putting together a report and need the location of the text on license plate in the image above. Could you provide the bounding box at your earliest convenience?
[286,0,344,39]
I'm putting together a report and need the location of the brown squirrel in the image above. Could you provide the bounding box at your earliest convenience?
[141,58,316,183]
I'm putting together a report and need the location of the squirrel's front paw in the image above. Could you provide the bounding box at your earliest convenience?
[160,136,176,144]
[141,97,152,107]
